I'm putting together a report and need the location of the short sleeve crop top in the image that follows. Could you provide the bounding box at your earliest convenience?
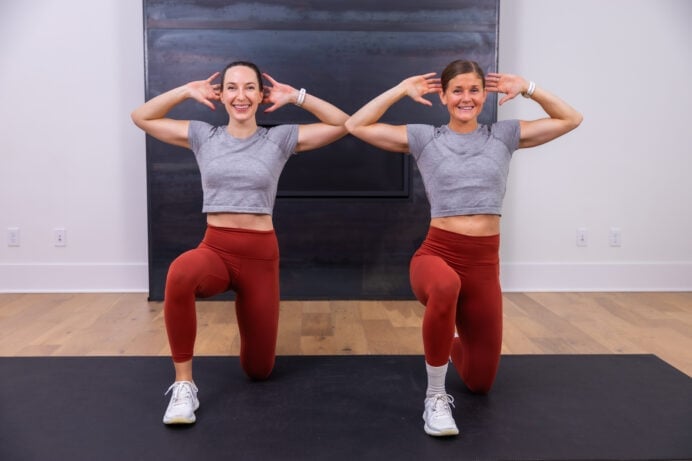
[406,121,520,218]
[188,121,299,215]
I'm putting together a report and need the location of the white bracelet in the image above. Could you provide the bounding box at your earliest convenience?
[522,80,536,98]
[295,88,306,107]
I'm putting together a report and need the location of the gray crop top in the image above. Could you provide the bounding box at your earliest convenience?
[188,121,299,215]
[406,121,520,217]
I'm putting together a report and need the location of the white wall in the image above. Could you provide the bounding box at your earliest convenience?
[0,0,148,291]
[1,0,690,293]
[498,0,692,290]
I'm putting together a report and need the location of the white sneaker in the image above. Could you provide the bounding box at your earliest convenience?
[163,381,199,425]
[423,393,459,436]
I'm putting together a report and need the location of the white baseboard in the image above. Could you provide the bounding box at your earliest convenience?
[0,263,148,293]
[500,262,692,292]
[1,262,690,293]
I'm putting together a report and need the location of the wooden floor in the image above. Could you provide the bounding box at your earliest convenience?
[1,292,690,376]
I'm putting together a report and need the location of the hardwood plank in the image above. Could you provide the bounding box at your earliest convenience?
[0,292,689,376]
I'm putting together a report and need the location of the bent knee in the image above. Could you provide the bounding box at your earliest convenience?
[461,365,498,394]
[430,277,461,299]
[166,258,197,289]
[465,378,495,395]
[242,358,275,381]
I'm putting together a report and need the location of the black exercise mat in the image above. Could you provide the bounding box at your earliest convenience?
[1,355,690,461]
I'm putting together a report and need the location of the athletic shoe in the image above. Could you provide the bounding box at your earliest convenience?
[422,393,459,436]
[163,381,199,424]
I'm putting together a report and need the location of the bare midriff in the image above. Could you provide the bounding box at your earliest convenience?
[430,214,500,237]
[206,212,274,231]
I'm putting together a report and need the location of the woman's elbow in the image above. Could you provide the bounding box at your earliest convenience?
[560,112,583,136]
[572,111,584,130]
[130,110,146,130]
[344,118,358,134]
[345,120,371,141]
[566,108,584,131]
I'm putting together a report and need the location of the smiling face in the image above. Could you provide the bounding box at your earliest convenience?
[439,72,487,132]
[220,65,263,123]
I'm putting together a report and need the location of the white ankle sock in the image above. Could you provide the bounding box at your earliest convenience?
[425,362,448,398]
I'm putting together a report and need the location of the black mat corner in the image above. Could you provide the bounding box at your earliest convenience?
[1,354,690,461]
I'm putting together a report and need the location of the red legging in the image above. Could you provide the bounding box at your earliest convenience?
[164,225,279,380]
[410,226,503,394]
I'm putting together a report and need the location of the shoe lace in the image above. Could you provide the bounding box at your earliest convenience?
[165,382,194,407]
[431,394,455,415]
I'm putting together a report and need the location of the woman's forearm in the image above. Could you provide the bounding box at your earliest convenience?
[300,93,349,126]
[130,84,195,148]
[529,86,583,131]
[345,82,407,133]
[517,83,583,148]
[131,85,191,129]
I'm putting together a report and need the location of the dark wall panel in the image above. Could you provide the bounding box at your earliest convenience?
[144,0,499,300]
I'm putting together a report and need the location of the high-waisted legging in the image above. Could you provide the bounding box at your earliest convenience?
[164,225,279,380]
[410,226,502,393]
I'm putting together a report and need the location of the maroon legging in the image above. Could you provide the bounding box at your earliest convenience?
[164,225,279,380]
[410,226,503,394]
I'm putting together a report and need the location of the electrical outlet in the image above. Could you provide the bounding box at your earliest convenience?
[609,227,622,247]
[54,228,67,247]
[7,227,20,247]
[576,228,588,247]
